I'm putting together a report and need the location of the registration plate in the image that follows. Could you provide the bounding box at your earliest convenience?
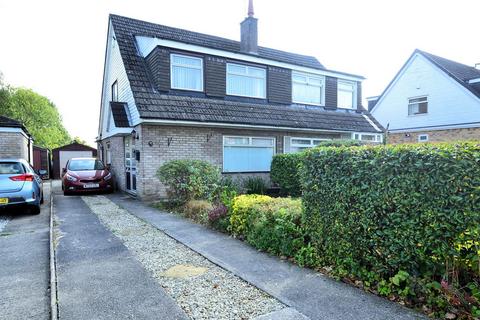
[0,198,8,205]
[83,184,99,189]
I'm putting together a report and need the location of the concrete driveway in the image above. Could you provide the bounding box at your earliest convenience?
[0,182,51,320]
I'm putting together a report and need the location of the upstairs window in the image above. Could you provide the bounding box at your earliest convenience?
[111,80,118,102]
[408,96,428,115]
[170,54,203,91]
[226,63,266,98]
[292,72,325,105]
[338,80,356,109]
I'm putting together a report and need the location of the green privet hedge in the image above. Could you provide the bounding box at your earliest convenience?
[301,142,480,316]
[270,139,363,196]
[157,159,221,203]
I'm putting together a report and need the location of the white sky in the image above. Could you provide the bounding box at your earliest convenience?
[0,0,479,146]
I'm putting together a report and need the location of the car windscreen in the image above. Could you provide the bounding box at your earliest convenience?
[68,159,105,171]
[0,162,25,174]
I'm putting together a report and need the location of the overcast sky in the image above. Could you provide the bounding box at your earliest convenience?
[0,0,479,145]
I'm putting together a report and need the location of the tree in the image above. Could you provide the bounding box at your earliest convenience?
[72,136,87,145]
[0,85,71,149]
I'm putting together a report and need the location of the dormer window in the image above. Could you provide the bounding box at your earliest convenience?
[226,63,266,98]
[111,80,118,102]
[338,80,357,109]
[292,72,325,105]
[170,54,204,91]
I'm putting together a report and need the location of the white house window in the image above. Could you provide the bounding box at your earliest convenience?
[292,72,325,105]
[408,96,428,115]
[418,134,429,142]
[226,63,266,98]
[338,80,356,109]
[352,132,382,142]
[111,80,118,102]
[223,136,275,172]
[286,137,330,153]
[171,54,203,91]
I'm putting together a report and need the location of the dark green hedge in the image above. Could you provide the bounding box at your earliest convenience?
[302,143,480,297]
[271,140,364,196]
[270,152,304,197]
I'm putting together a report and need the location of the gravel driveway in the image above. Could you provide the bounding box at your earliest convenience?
[0,216,9,233]
[82,195,284,320]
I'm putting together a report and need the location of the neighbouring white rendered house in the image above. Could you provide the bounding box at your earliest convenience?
[370,49,480,143]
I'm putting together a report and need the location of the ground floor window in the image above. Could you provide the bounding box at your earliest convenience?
[285,137,331,153]
[352,132,383,142]
[223,136,275,172]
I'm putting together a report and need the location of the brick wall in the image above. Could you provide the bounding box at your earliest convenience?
[135,125,343,200]
[0,131,29,160]
[388,127,480,144]
[98,136,126,191]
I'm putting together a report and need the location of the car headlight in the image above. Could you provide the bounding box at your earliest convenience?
[104,173,112,181]
[66,174,77,182]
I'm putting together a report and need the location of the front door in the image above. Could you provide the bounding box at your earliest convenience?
[124,137,137,193]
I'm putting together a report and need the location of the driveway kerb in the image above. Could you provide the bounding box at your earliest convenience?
[49,181,58,320]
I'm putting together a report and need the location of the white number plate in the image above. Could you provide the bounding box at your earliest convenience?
[83,183,99,189]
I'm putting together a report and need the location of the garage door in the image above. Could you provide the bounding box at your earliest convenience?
[59,151,93,176]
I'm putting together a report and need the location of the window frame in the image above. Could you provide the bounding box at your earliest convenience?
[222,135,276,173]
[170,53,204,92]
[292,72,325,106]
[418,134,429,142]
[287,137,331,153]
[408,96,428,116]
[352,132,383,143]
[337,80,357,109]
[111,80,118,102]
[226,63,267,99]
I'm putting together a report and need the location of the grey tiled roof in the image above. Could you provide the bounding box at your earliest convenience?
[0,115,30,134]
[418,50,480,98]
[109,14,379,133]
[136,93,382,133]
[110,102,131,127]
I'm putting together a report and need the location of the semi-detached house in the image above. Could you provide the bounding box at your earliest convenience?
[97,4,383,199]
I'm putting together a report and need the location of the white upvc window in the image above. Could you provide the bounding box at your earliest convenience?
[338,80,357,109]
[352,132,383,143]
[408,96,428,115]
[170,54,203,91]
[292,72,325,105]
[223,136,275,172]
[418,134,429,142]
[226,63,266,98]
[285,137,330,153]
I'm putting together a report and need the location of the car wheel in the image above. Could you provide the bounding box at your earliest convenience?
[40,192,44,204]
[63,191,69,196]
[31,205,41,215]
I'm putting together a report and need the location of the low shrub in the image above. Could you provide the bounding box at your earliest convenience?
[301,142,480,317]
[208,204,229,232]
[229,195,308,260]
[182,199,213,225]
[156,159,221,203]
[316,139,364,147]
[243,176,268,195]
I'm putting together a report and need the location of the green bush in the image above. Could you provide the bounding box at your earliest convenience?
[156,159,221,203]
[270,140,363,197]
[301,142,480,316]
[243,176,268,195]
[270,152,304,197]
[229,195,308,259]
[182,200,213,225]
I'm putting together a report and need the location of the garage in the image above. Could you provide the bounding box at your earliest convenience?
[52,142,97,179]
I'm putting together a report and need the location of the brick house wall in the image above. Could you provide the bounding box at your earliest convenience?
[98,136,126,192]
[133,124,346,200]
[388,127,480,144]
[0,131,30,161]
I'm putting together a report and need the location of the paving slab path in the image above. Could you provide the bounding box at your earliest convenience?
[0,182,51,320]
[53,193,188,320]
[110,194,425,320]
